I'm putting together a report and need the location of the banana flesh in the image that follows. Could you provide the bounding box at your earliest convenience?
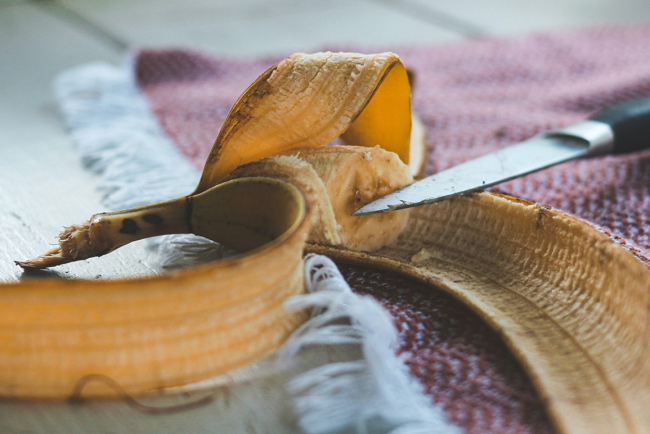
[231,146,414,252]
[292,145,412,251]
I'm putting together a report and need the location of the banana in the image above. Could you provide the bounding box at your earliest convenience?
[16,197,191,269]
[5,175,312,398]
[17,177,307,269]
[291,145,412,252]
[19,51,419,268]
[231,146,414,252]
[310,193,650,434]
[227,156,342,248]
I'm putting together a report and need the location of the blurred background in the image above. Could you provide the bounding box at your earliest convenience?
[1,0,650,281]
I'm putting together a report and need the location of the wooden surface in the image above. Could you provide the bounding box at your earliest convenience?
[0,1,649,433]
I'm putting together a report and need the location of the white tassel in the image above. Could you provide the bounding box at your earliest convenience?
[55,62,199,209]
[281,254,460,434]
[155,234,239,269]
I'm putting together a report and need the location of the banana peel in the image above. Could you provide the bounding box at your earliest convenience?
[7,52,650,434]
[6,176,312,398]
[196,52,420,191]
[311,193,650,434]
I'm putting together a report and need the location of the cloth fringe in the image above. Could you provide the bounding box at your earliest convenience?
[55,61,199,210]
[54,61,458,434]
[286,254,459,434]
[55,61,209,256]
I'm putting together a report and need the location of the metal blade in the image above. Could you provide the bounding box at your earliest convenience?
[353,135,589,215]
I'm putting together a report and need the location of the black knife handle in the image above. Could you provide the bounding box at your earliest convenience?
[590,95,650,154]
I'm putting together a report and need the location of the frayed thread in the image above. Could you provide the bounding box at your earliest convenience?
[280,254,459,434]
[55,62,199,210]
[155,234,239,269]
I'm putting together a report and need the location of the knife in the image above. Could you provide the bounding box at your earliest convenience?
[353,95,650,216]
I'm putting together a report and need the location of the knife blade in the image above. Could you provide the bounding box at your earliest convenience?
[353,94,650,216]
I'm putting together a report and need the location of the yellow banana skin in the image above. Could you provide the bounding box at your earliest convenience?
[5,176,311,398]
[310,192,650,434]
[196,52,413,190]
[17,177,308,269]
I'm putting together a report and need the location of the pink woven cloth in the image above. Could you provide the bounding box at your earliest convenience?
[134,27,650,433]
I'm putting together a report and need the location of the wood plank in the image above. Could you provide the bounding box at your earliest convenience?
[58,0,461,56]
[0,4,159,282]
[390,0,650,35]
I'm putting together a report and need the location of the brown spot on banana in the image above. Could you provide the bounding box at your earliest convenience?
[119,218,139,235]
[16,196,191,269]
[16,177,307,269]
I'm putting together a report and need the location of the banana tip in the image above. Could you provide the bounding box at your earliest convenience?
[15,260,45,270]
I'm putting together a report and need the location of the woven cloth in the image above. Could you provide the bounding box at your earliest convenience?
[132,27,650,434]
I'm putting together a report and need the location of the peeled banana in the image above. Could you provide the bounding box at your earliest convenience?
[231,145,413,252]
[20,51,418,268]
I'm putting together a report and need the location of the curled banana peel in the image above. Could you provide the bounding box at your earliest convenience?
[20,50,420,268]
[311,194,650,434]
[7,176,313,398]
[7,52,650,434]
[195,51,422,191]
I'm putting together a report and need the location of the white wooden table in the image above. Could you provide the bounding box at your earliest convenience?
[0,1,649,432]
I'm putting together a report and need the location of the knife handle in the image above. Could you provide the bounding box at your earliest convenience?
[590,95,650,154]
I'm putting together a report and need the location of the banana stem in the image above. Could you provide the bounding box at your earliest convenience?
[16,196,191,269]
